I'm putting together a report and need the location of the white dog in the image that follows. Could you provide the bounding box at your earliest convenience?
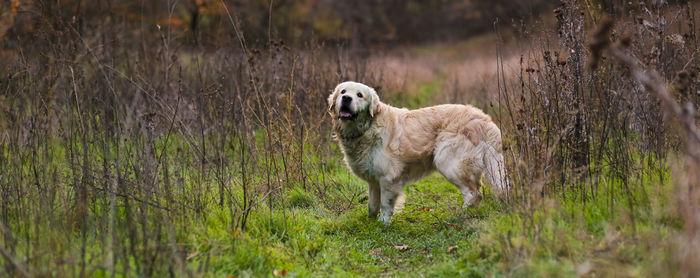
[328,81,507,224]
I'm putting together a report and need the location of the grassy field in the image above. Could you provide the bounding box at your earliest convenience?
[1,1,699,277]
[177,153,681,277]
[8,141,674,276]
[0,81,686,277]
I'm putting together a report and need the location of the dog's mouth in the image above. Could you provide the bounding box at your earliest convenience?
[338,106,357,122]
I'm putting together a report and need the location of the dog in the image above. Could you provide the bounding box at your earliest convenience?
[328,81,507,224]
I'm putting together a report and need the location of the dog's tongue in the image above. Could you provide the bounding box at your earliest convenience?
[339,111,352,118]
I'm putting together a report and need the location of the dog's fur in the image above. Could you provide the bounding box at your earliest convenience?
[328,81,507,224]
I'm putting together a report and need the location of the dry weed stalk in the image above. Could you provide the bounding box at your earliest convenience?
[591,17,700,277]
[497,1,698,269]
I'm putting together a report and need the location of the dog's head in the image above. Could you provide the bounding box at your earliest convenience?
[328,81,380,123]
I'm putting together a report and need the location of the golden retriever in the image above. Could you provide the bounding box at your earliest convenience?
[328,81,507,224]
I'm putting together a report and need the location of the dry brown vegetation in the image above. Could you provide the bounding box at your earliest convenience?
[0,0,698,276]
[497,1,699,275]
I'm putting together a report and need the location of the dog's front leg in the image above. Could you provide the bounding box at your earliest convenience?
[379,183,400,225]
[368,181,381,219]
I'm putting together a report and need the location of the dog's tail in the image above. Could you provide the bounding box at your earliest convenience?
[480,122,509,197]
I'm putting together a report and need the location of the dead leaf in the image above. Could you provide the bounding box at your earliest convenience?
[422,207,431,212]
[226,275,237,278]
[273,269,287,276]
[447,246,457,253]
[394,244,409,251]
[369,248,382,256]
[397,258,404,263]
[232,228,240,238]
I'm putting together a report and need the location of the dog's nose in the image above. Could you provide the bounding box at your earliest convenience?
[342,95,352,103]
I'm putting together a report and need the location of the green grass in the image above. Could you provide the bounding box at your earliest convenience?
[1,133,683,276]
[186,171,501,277]
[1,124,682,277]
[0,101,682,277]
[180,161,681,277]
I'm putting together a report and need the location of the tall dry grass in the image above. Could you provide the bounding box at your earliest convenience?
[0,1,388,276]
[495,0,698,275]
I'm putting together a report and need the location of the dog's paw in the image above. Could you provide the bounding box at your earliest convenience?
[379,215,392,225]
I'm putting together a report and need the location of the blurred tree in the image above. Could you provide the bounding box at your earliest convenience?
[0,0,557,49]
[0,0,19,40]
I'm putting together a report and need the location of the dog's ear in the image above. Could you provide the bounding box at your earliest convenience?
[369,87,381,117]
[327,89,338,116]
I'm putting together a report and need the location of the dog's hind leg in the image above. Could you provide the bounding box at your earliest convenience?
[393,192,406,214]
[462,172,483,207]
[444,172,482,208]
[434,140,483,208]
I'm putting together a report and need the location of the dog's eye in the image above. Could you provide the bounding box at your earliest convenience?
[340,89,346,94]
[357,92,363,98]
